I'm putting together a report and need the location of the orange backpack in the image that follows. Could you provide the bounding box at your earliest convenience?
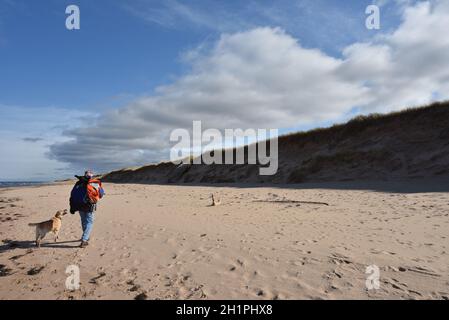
[86,179,104,204]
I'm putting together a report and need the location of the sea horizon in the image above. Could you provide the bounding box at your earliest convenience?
[0,181,47,188]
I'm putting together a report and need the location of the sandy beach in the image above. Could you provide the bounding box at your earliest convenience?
[0,182,448,300]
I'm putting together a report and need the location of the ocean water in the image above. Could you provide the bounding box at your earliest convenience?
[0,181,45,188]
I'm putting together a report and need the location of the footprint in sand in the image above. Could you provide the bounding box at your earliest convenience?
[134,292,148,300]
[27,265,45,276]
[0,264,13,277]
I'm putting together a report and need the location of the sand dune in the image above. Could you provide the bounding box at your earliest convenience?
[1,182,448,300]
[103,101,449,185]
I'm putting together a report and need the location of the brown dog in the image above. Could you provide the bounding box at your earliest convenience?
[28,210,67,247]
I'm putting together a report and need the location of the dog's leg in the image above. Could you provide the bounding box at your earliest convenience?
[35,229,40,247]
[54,231,59,243]
[37,232,45,247]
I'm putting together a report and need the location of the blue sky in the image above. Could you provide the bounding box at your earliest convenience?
[0,0,401,110]
[1,0,448,181]
[0,0,199,110]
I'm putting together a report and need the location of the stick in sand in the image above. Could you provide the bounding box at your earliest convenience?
[253,199,329,206]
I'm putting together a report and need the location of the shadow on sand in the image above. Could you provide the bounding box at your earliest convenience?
[0,239,80,253]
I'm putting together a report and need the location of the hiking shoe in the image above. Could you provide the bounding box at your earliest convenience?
[80,241,89,248]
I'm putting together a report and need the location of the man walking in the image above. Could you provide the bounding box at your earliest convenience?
[69,170,105,248]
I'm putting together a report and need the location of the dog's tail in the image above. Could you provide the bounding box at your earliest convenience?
[28,223,39,226]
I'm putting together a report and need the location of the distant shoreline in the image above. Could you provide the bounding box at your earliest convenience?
[0,181,50,189]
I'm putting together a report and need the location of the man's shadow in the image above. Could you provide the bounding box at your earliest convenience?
[0,239,81,253]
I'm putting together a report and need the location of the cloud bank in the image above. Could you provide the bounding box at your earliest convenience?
[50,0,449,172]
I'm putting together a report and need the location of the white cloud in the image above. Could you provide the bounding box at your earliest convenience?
[340,0,449,111]
[50,27,368,171]
[50,0,449,172]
